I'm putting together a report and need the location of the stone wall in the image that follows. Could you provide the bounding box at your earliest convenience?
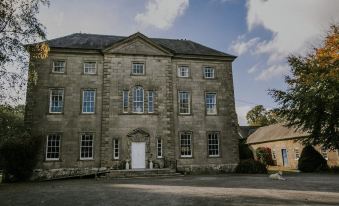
[249,139,339,169]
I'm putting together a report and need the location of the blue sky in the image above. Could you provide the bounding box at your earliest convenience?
[37,0,339,125]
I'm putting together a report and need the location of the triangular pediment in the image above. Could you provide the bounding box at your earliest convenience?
[103,32,172,56]
[127,128,150,137]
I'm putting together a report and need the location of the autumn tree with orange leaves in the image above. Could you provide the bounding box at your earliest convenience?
[270,25,339,149]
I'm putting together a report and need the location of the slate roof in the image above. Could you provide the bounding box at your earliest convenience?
[246,123,309,144]
[46,33,236,58]
[238,126,261,139]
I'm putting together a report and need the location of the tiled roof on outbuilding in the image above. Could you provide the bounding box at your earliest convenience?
[246,123,309,144]
[45,33,236,58]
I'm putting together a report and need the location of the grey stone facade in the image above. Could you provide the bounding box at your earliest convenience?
[26,32,239,174]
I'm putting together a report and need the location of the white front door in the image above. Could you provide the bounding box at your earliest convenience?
[131,142,146,169]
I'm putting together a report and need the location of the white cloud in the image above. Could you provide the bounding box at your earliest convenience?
[247,0,339,62]
[247,64,258,74]
[135,0,189,30]
[236,105,252,126]
[239,0,339,80]
[255,64,288,81]
[230,35,260,55]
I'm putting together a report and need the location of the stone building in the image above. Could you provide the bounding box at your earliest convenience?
[25,32,239,175]
[247,123,339,169]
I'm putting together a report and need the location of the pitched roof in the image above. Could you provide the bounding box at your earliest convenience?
[238,126,261,139]
[246,123,309,144]
[45,33,236,58]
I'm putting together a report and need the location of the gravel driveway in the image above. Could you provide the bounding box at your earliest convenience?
[0,173,339,206]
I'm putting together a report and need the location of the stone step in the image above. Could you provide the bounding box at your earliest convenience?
[105,168,181,178]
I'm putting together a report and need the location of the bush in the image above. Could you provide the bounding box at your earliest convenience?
[239,139,254,160]
[256,147,274,165]
[298,145,328,172]
[0,133,41,182]
[235,159,268,174]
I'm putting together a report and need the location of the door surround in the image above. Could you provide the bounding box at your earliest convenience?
[126,128,150,167]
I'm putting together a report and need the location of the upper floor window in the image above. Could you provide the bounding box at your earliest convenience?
[113,139,119,160]
[180,132,192,157]
[46,133,61,161]
[178,91,190,114]
[204,67,215,79]
[132,63,145,75]
[84,62,96,74]
[49,88,64,113]
[80,133,94,160]
[205,93,217,115]
[52,60,66,73]
[123,90,129,113]
[82,90,96,113]
[208,132,220,157]
[148,91,155,113]
[178,66,189,77]
[133,86,144,113]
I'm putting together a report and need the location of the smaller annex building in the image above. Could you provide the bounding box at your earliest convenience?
[246,123,339,169]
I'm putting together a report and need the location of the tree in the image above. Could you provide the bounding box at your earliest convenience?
[0,0,50,104]
[246,105,280,126]
[269,25,339,150]
[298,145,328,172]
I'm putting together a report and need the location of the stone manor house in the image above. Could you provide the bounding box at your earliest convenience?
[25,32,239,174]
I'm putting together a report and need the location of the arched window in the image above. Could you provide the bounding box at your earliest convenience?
[133,86,144,113]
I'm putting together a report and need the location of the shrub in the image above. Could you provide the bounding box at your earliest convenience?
[235,159,268,174]
[0,133,41,182]
[256,147,274,165]
[298,145,328,172]
[239,139,254,160]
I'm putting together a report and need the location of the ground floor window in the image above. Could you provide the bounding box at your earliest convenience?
[321,147,328,160]
[46,134,61,160]
[113,139,119,159]
[180,132,192,157]
[157,138,162,158]
[272,149,277,160]
[80,133,94,160]
[294,148,300,160]
[208,132,220,157]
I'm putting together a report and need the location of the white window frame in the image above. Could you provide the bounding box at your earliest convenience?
[83,62,97,74]
[123,90,129,113]
[113,139,119,160]
[52,60,66,73]
[272,149,277,160]
[178,91,190,114]
[321,147,328,160]
[177,66,189,78]
[49,88,64,113]
[82,90,96,114]
[46,134,61,161]
[148,91,155,113]
[208,132,220,157]
[133,86,144,113]
[132,63,145,75]
[80,133,94,160]
[294,148,300,160]
[205,92,217,115]
[204,67,215,79]
[180,132,192,157]
[157,138,163,158]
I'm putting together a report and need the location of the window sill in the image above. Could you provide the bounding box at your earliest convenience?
[47,112,64,115]
[79,159,95,161]
[119,112,159,115]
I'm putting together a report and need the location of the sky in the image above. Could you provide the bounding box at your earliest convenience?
[37,0,339,125]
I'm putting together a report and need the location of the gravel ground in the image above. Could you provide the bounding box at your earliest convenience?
[0,173,339,206]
